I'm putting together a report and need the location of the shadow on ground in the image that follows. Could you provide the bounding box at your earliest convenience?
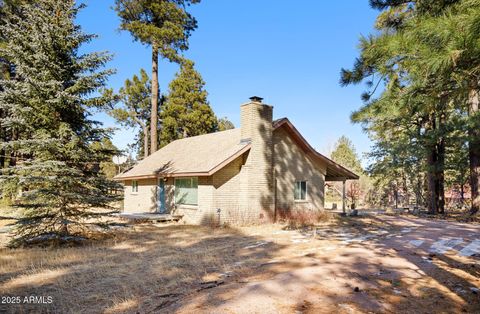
[169,215,480,313]
[0,224,288,313]
[1,215,479,313]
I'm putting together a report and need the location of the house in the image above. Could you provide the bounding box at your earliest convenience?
[445,184,471,208]
[114,96,358,224]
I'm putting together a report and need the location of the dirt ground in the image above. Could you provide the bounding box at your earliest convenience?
[0,213,479,313]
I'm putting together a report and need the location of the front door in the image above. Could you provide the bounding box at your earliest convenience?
[157,178,166,214]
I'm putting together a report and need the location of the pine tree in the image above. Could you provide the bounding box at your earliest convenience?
[0,0,121,246]
[330,136,368,207]
[339,0,479,214]
[114,0,200,153]
[0,0,31,170]
[109,69,151,159]
[160,59,217,145]
[91,138,120,179]
[330,136,363,174]
[399,0,480,214]
[218,117,235,131]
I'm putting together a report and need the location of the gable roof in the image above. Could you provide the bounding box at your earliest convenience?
[115,119,359,181]
[273,118,359,180]
[114,128,251,180]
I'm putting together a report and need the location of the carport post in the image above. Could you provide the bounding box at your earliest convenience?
[342,180,346,214]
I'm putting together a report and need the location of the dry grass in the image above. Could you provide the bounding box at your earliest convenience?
[0,223,285,313]
[1,215,479,313]
[277,209,334,229]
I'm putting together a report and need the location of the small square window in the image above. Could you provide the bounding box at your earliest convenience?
[132,180,138,193]
[294,181,307,200]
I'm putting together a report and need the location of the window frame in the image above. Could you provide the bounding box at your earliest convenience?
[294,180,307,201]
[131,180,138,193]
[174,177,199,206]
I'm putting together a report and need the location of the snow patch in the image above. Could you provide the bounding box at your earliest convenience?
[409,240,424,247]
[459,239,480,257]
[429,238,464,254]
[243,241,268,249]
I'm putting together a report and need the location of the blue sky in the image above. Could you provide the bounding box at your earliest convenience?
[77,1,378,164]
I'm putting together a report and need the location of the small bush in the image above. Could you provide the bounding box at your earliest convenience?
[277,209,332,229]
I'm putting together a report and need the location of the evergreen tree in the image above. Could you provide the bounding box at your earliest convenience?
[109,69,151,159]
[114,0,200,153]
[330,136,368,207]
[160,59,217,145]
[0,0,32,169]
[91,138,120,179]
[330,136,363,174]
[0,0,121,246]
[218,117,235,131]
[339,0,480,214]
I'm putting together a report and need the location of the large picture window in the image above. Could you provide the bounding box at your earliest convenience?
[175,177,198,206]
[294,181,307,201]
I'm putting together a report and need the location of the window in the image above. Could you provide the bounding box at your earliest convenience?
[294,181,307,201]
[132,180,138,193]
[175,177,198,206]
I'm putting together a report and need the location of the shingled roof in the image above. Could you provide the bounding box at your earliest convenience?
[114,128,251,180]
[273,118,359,181]
[115,119,358,181]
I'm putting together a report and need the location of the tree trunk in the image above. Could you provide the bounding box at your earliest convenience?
[0,109,3,168]
[436,108,446,214]
[436,139,445,214]
[416,175,422,207]
[394,183,398,209]
[150,44,159,153]
[143,125,149,159]
[402,172,409,207]
[468,88,480,215]
[0,148,4,169]
[427,152,437,214]
[10,129,17,167]
[426,113,438,214]
[460,183,465,205]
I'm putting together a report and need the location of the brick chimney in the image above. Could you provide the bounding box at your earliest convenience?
[239,96,274,220]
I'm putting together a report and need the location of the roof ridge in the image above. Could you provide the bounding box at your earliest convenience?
[172,128,239,142]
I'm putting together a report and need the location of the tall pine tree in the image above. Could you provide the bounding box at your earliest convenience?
[339,0,480,214]
[330,136,363,174]
[109,69,152,159]
[0,0,121,246]
[114,0,200,153]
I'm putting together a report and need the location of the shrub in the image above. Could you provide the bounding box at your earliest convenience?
[277,209,332,229]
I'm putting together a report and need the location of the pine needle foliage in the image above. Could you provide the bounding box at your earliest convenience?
[160,59,217,145]
[114,0,201,153]
[341,0,480,214]
[0,0,122,246]
[109,69,152,159]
